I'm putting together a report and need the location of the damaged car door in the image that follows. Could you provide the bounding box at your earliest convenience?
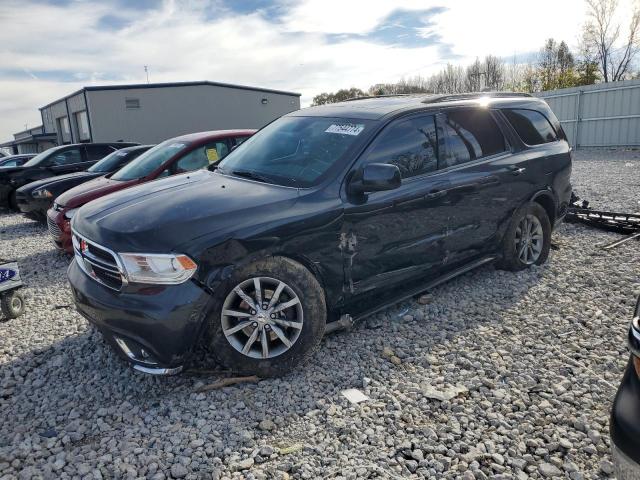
[342,113,451,295]
[433,108,512,268]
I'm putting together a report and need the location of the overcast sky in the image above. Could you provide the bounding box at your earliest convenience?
[0,0,594,140]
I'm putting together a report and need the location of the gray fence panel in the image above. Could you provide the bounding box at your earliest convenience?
[535,79,640,148]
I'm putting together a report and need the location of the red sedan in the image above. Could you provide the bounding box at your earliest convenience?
[47,130,254,252]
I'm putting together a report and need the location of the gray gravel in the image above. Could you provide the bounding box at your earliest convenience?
[1,149,639,479]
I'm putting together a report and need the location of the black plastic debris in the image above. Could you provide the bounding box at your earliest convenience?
[566,193,640,250]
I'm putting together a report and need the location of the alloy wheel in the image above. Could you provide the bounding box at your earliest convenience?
[514,214,543,265]
[221,277,304,359]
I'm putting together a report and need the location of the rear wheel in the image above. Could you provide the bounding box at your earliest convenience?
[207,257,326,377]
[497,203,551,271]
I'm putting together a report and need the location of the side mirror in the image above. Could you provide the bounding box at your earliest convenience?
[350,163,401,194]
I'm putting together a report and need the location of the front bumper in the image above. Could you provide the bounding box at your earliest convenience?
[46,208,73,252]
[67,258,212,373]
[16,190,51,217]
[611,358,640,479]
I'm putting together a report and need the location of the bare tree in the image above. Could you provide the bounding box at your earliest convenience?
[484,55,505,90]
[538,38,560,90]
[582,0,640,82]
[465,58,484,91]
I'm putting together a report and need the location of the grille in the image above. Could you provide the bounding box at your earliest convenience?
[47,216,62,239]
[73,232,125,291]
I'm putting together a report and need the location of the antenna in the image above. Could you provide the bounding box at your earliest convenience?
[144,66,150,84]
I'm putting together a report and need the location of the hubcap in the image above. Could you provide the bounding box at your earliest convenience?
[10,296,21,311]
[221,277,303,359]
[514,214,543,265]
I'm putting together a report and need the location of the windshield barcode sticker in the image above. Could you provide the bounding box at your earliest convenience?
[325,124,365,136]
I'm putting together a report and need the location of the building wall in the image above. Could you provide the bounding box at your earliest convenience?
[86,85,300,143]
[535,79,640,148]
[40,93,88,144]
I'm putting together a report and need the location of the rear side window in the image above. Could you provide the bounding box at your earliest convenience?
[440,109,506,169]
[365,115,438,179]
[503,109,558,145]
[49,148,83,166]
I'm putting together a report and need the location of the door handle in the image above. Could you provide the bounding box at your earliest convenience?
[425,189,448,199]
[510,166,526,176]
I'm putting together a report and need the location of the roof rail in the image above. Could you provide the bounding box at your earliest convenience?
[343,94,413,102]
[421,91,532,104]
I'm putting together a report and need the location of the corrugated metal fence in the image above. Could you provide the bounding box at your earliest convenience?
[534,78,640,149]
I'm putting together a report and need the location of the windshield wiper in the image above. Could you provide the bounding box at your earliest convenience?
[229,169,273,184]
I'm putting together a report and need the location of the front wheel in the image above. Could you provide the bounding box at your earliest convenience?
[497,203,551,271]
[207,257,326,377]
[8,191,18,211]
[1,291,25,319]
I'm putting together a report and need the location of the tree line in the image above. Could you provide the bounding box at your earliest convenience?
[312,0,639,105]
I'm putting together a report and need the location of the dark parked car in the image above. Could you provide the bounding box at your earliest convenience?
[16,145,153,221]
[49,130,254,252]
[0,154,36,169]
[67,92,572,376]
[611,297,640,479]
[0,143,137,210]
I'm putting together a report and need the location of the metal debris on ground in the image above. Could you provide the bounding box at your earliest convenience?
[420,383,469,401]
[194,375,259,392]
[565,193,640,250]
[341,388,370,404]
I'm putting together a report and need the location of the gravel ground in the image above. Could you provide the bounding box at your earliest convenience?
[0,149,639,480]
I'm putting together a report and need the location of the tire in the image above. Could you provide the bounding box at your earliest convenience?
[24,211,42,222]
[1,291,25,319]
[8,191,18,211]
[207,257,326,377]
[497,202,551,271]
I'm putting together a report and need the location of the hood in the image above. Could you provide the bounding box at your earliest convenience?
[17,171,100,195]
[56,175,135,208]
[72,170,301,253]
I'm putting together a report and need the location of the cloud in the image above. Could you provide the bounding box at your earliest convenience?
[0,0,593,141]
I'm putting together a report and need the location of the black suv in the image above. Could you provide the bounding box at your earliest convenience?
[610,296,640,479]
[68,93,572,376]
[0,142,137,209]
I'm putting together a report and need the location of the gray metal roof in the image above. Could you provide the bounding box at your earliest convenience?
[39,81,301,110]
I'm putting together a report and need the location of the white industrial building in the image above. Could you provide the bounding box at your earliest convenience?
[3,81,301,151]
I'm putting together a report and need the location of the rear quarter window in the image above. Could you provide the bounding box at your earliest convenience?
[439,108,507,169]
[503,109,558,145]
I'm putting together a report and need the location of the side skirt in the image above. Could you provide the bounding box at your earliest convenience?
[348,255,496,324]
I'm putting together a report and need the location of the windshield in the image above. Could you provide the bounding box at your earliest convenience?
[22,146,65,167]
[111,140,188,181]
[89,147,147,173]
[218,116,371,187]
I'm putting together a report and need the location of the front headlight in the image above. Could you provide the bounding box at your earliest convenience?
[64,208,78,220]
[118,253,197,285]
[32,188,53,199]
